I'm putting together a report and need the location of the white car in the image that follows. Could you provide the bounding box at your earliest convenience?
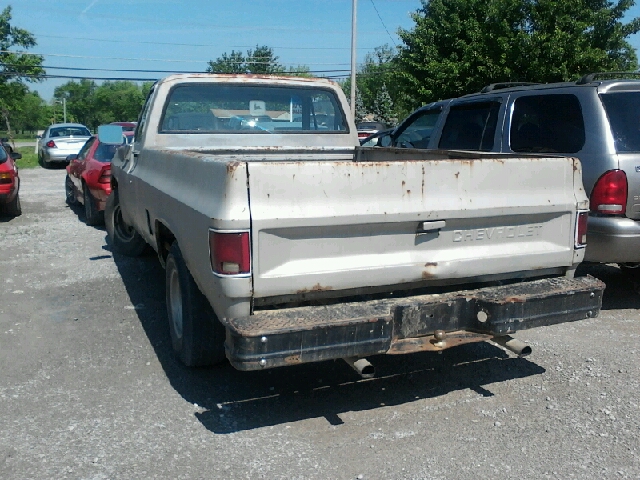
[37,123,91,169]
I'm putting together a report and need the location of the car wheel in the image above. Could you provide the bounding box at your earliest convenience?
[4,193,22,217]
[65,175,79,205]
[166,242,226,367]
[83,184,103,226]
[105,189,147,256]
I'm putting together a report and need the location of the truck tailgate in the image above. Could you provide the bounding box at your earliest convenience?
[247,152,585,299]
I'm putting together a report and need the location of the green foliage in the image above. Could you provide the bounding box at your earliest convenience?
[15,146,38,169]
[395,0,640,106]
[341,46,408,121]
[54,79,97,126]
[206,45,311,76]
[0,6,45,135]
[54,80,149,130]
[9,90,49,131]
[372,83,395,126]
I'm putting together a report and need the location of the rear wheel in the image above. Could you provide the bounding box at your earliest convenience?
[39,154,51,169]
[4,193,21,217]
[105,189,147,256]
[83,184,103,226]
[65,175,78,205]
[166,242,226,366]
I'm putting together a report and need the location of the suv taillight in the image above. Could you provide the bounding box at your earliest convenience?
[46,140,56,148]
[209,231,250,275]
[575,211,588,248]
[590,169,627,215]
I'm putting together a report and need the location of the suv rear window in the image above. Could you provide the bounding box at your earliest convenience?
[438,101,500,151]
[600,92,640,153]
[510,94,585,153]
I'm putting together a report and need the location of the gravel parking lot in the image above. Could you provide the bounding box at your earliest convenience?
[1,167,639,479]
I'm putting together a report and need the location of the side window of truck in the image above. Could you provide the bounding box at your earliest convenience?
[438,101,501,151]
[510,94,585,153]
[135,84,157,140]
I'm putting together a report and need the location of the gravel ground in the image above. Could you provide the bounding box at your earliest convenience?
[1,167,639,480]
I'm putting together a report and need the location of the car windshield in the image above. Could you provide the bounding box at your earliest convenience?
[94,142,121,162]
[600,92,640,153]
[160,83,348,134]
[50,127,91,138]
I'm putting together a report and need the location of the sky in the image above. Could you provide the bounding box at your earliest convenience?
[8,0,640,102]
[10,0,421,101]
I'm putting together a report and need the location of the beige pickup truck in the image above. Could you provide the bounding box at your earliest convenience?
[101,74,604,376]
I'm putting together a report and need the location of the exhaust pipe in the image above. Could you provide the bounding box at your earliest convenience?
[492,335,532,357]
[343,357,375,378]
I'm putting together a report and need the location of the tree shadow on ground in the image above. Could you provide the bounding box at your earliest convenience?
[109,245,550,434]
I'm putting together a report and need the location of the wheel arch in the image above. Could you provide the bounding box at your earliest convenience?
[155,220,176,268]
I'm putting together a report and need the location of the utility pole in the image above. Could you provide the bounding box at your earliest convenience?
[350,0,357,123]
[55,98,67,123]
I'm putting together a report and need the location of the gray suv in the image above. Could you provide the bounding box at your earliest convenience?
[386,75,640,269]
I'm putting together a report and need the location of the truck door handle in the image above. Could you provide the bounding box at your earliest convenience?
[417,220,446,235]
[133,151,139,158]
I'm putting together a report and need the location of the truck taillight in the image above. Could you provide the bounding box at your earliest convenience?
[575,211,588,248]
[46,140,56,148]
[209,231,250,275]
[590,169,627,215]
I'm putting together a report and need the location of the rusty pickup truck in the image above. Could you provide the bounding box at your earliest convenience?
[101,74,604,376]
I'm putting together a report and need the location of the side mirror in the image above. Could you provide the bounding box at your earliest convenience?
[98,124,124,145]
[10,152,22,160]
[66,154,78,162]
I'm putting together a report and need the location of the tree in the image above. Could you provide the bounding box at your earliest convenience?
[206,45,310,76]
[93,81,146,126]
[395,0,640,106]
[54,79,97,127]
[0,6,45,136]
[341,45,408,121]
[10,90,50,132]
[372,83,395,126]
[206,50,247,74]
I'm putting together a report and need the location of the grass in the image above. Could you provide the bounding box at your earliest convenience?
[15,146,39,169]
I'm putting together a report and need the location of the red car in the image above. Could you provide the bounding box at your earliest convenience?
[65,132,133,225]
[0,143,22,217]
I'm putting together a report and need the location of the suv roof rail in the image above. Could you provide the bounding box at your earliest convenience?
[577,71,640,84]
[480,82,540,93]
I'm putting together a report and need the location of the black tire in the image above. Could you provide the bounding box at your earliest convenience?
[83,184,103,226]
[166,242,226,366]
[105,189,147,256]
[65,175,79,205]
[4,193,21,217]
[40,154,51,169]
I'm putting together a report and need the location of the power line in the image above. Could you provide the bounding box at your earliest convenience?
[369,0,398,47]
[0,49,354,67]
[35,33,383,52]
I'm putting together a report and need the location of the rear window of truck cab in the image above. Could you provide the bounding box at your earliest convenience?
[159,84,349,134]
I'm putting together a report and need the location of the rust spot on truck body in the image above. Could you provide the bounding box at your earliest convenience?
[296,283,334,294]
